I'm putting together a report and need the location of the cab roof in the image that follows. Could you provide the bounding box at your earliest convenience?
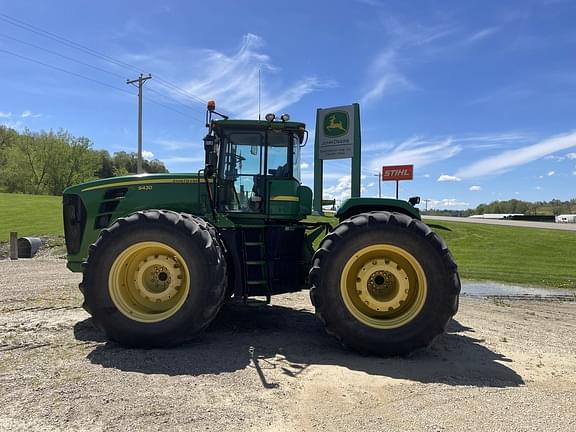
[213,119,306,131]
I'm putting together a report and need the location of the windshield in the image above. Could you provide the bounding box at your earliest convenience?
[217,129,298,213]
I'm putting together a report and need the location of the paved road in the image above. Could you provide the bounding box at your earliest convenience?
[424,215,576,231]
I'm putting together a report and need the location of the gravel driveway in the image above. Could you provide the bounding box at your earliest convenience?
[0,258,575,431]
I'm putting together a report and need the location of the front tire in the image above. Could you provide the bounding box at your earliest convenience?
[81,210,227,347]
[309,211,460,356]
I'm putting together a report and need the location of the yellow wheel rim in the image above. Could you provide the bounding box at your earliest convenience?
[340,244,427,329]
[108,241,190,323]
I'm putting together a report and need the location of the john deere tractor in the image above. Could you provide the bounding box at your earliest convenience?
[62,103,460,356]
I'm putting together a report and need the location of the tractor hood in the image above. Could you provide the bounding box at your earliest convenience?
[63,172,206,195]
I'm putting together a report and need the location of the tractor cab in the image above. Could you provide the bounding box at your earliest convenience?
[203,106,312,222]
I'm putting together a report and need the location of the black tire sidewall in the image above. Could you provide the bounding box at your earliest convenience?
[84,217,224,347]
[318,219,455,354]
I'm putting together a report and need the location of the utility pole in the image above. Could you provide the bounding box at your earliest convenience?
[424,199,430,211]
[127,73,152,174]
[373,172,382,198]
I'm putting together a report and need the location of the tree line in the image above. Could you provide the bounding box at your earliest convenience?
[423,198,576,216]
[0,126,168,195]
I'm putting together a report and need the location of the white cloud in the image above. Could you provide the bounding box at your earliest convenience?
[422,173,430,178]
[361,73,413,106]
[573,171,576,176]
[547,170,555,176]
[469,185,482,191]
[360,50,414,105]
[162,156,204,164]
[142,150,154,159]
[300,162,310,170]
[468,86,534,106]
[437,174,461,182]
[535,186,543,190]
[463,27,500,44]
[454,131,533,149]
[368,137,461,171]
[154,139,197,151]
[160,34,334,119]
[360,18,455,107]
[324,175,353,201]
[566,152,576,160]
[323,175,368,201]
[0,119,25,130]
[455,131,576,178]
[429,198,469,208]
[0,111,11,118]
[544,155,564,161]
[20,110,41,118]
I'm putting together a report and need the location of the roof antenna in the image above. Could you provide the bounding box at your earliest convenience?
[258,68,261,120]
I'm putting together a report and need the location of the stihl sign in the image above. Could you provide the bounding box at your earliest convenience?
[382,165,414,181]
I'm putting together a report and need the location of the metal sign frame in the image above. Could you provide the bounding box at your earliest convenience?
[313,103,361,214]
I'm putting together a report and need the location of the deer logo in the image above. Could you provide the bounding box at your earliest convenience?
[323,111,349,137]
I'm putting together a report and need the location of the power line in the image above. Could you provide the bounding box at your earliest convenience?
[0,32,125,79]
[153,77,210,108]
[147,87,204,123]
[0,12,221,112]
[0,13,140,73]
[0,47,133,95]
[146,97,198,119]
[0,47,198,121]
[0,32,206,121]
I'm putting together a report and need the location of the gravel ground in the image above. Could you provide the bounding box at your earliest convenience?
[0,258,575,432]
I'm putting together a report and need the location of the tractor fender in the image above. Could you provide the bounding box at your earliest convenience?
[335,197,421,222]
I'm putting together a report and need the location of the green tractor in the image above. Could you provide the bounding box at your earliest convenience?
[62,103,460,356]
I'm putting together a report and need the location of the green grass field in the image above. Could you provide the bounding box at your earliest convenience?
[308,215,576,289]
[425,219,576,289]
[0,193,63,241]
[0,193,574,289]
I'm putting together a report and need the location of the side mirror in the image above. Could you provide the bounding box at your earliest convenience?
[408,196,420,206]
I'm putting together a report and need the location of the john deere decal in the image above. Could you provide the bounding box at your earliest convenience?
[323,111,349,138]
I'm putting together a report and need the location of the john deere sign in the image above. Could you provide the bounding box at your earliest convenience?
[317,105,357,160]
[313,103,362,214]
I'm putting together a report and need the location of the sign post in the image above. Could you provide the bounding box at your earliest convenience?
[381,164,414,199]
[313,103,361,214]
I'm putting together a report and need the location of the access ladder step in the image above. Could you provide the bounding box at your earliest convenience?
[246,280,267,285]
[246,260,266,265]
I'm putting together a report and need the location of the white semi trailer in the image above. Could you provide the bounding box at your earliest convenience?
[556,214,576,223]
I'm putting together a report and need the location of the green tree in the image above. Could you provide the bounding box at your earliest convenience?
[44,132,100,195]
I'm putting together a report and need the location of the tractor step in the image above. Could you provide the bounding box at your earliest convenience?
[240,228,271,302]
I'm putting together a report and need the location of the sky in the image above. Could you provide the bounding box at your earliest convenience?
[0,0,575,209]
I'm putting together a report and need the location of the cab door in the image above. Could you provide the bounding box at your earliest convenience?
[265,130,301,219]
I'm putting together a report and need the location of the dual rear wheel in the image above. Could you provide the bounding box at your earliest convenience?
[310,211,460,356]
[81,210,227,347]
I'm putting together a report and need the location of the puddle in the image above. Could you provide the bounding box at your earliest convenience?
[462,281,576,302]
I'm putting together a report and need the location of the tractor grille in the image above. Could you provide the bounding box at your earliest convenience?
[62,194,86,255]
[94,187,128,229]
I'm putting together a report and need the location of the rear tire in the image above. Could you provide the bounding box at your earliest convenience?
[81,210,227,347]
[309,211,460,356]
